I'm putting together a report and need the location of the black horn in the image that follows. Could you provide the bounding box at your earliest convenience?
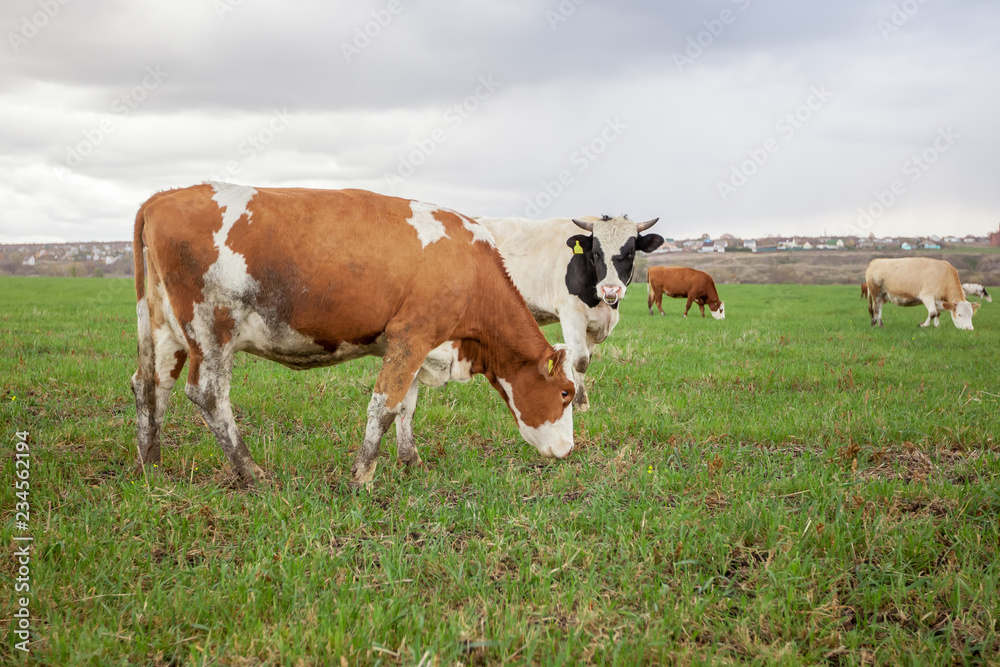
[571,218,594,232]
[635,218,659,232]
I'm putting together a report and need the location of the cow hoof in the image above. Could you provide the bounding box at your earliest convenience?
[133,460,164,478]
[398,454,425,469]
[349,478,376,494]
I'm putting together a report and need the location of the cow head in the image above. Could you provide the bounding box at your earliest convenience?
[943,300,980,330]
[490,344,576,459]
[711,301,726,320]
[567,215,664,306]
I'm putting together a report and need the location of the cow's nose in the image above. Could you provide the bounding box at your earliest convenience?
[601,285,623,304]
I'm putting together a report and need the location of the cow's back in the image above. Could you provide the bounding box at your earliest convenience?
[866,257,963,303]
[649,266,715,297]
[141,184,496,351]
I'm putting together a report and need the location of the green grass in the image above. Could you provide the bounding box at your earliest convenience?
[1,277,998,665]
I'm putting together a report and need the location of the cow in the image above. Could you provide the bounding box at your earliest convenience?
[646,266,725,319]
[472,215,663,412]
[866,257,980,330]
[130,182,576,489]
[962,283,992,302]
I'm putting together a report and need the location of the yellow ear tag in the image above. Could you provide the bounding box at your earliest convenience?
[573,240,583,255]
[547,359,555,374]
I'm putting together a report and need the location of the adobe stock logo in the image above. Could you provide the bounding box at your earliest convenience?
[848,127,959,236]
[8,0,72,54]
[341,0,406,63]
[673,0,752,73]
[716,85,832,202]
[384,76,501,191]
[55,66,169,180]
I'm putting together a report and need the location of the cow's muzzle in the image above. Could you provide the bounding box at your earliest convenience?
[600,285,623,305]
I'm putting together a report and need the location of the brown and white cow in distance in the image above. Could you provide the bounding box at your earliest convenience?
[647,266,725,319]
[866,257,980,330]
[131,183,576,488]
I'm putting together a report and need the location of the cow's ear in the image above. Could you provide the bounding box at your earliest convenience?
[566,235,592,255]
[637,233,664,253]
[539,347,567,378]
[942,301,956,311]
[972,302,982,312]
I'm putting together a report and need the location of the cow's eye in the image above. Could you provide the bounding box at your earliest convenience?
[561,390,570,399]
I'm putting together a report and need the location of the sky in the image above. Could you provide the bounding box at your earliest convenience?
[2,0,998,243]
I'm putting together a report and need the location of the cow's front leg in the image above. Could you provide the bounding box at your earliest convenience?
[684,297,694,317]
[698,301,706,317]
[560,311,592,412]
[394,378,424,468]
[919,296,937,327]
[352,334,433,489]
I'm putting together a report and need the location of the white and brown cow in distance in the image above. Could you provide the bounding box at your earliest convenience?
[472,214,663,411]
[866,257,980,330]
[962,283,992,302]
[646,266,725,319]
[131,183,576,488]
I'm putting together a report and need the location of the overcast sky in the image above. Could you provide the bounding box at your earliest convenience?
[2,0,998,243]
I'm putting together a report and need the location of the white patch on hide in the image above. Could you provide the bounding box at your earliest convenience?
[462,218,495,246]
[406,201,450,248]
[206,182,260,298]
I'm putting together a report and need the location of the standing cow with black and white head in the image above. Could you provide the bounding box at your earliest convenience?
[475,214,663,411]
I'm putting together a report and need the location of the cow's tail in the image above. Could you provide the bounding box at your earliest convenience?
[133,195,156,385]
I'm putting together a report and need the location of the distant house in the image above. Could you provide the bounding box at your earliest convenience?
[652,240,682,253]
[743,239,757,252]
[921,241,941,250]
[801,241,814,250]
[22,255,36,266]
[944,237,961,243]
[901,242,912,250]
[777,239,798,250]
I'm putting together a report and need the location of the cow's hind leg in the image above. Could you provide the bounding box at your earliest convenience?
[184,345,265,486]
[869,295,884,327]
[132,328,188,474]
[394,378,423,468]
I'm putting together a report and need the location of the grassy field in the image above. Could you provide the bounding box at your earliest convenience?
[1,276,998,665]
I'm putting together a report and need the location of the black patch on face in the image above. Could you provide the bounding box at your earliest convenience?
[611,236,636,285]
[565,235,603,309]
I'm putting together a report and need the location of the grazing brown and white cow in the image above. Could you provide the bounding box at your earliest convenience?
[866,257,980,330]
[472,215,663,411]
[962,283,991,302]
[647,266,725,319]
[131,183,576,488]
